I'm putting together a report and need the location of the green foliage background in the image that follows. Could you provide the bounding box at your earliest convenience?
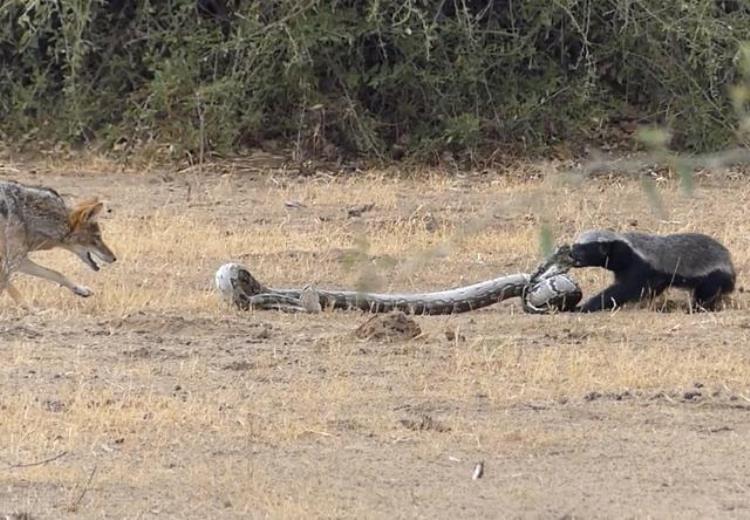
[1,0,749,160]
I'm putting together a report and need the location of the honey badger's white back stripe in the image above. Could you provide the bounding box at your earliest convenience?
[574,229,735,279]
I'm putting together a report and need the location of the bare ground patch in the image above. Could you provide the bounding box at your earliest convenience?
[1,157,750,518]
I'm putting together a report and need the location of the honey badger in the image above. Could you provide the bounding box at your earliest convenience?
[568,230,736,312]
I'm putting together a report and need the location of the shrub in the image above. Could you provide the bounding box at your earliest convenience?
[1,0,748,160]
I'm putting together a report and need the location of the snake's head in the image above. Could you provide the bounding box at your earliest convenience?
[548,244,575,269]
[531,245,575,283]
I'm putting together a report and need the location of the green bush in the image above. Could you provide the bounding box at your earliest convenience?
[1,0,748,160]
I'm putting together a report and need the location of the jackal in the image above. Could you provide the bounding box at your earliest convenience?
[0,180,116,306]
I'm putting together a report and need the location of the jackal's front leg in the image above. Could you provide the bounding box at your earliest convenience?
[18,258,93,297]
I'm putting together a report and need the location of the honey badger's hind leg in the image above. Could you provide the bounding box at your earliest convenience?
[691,270,735,311]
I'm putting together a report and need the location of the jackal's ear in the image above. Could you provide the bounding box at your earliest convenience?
[69,199,104,230]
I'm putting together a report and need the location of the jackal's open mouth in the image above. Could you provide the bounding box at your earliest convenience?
[86,252,100,271]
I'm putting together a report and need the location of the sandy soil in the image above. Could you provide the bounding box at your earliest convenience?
[1,157,750,519]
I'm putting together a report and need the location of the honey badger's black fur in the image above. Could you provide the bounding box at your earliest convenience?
[569,230,736,312]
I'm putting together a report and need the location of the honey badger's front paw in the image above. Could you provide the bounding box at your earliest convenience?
[73,285,93,297]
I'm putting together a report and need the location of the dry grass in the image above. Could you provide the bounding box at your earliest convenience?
[1,157,750,518]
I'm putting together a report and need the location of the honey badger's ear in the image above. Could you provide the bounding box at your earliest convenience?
[69,199,104,230]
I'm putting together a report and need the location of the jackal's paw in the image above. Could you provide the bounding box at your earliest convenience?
[73,285,93,297]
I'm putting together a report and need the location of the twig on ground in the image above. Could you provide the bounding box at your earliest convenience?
[67,464,97,513]
[0,450,68,469]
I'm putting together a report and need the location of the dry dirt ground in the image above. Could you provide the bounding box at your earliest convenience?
[1,156,750,519]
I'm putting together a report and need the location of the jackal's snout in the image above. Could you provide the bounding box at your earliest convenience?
[67,199,116,272]
[80,239,117,271]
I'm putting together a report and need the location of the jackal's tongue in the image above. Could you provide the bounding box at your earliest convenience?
[87,252,100,271]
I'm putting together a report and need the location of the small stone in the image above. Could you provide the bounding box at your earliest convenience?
[472,461,484,480]
[683,390,702,400]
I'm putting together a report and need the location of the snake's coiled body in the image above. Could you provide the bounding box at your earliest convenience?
[215,246,582,315]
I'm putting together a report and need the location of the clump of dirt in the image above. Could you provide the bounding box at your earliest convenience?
[223,360,255,371]
[1,513,36,520]
[399,414,450,433]
[123,346,152,359]
[354,311,421,341]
